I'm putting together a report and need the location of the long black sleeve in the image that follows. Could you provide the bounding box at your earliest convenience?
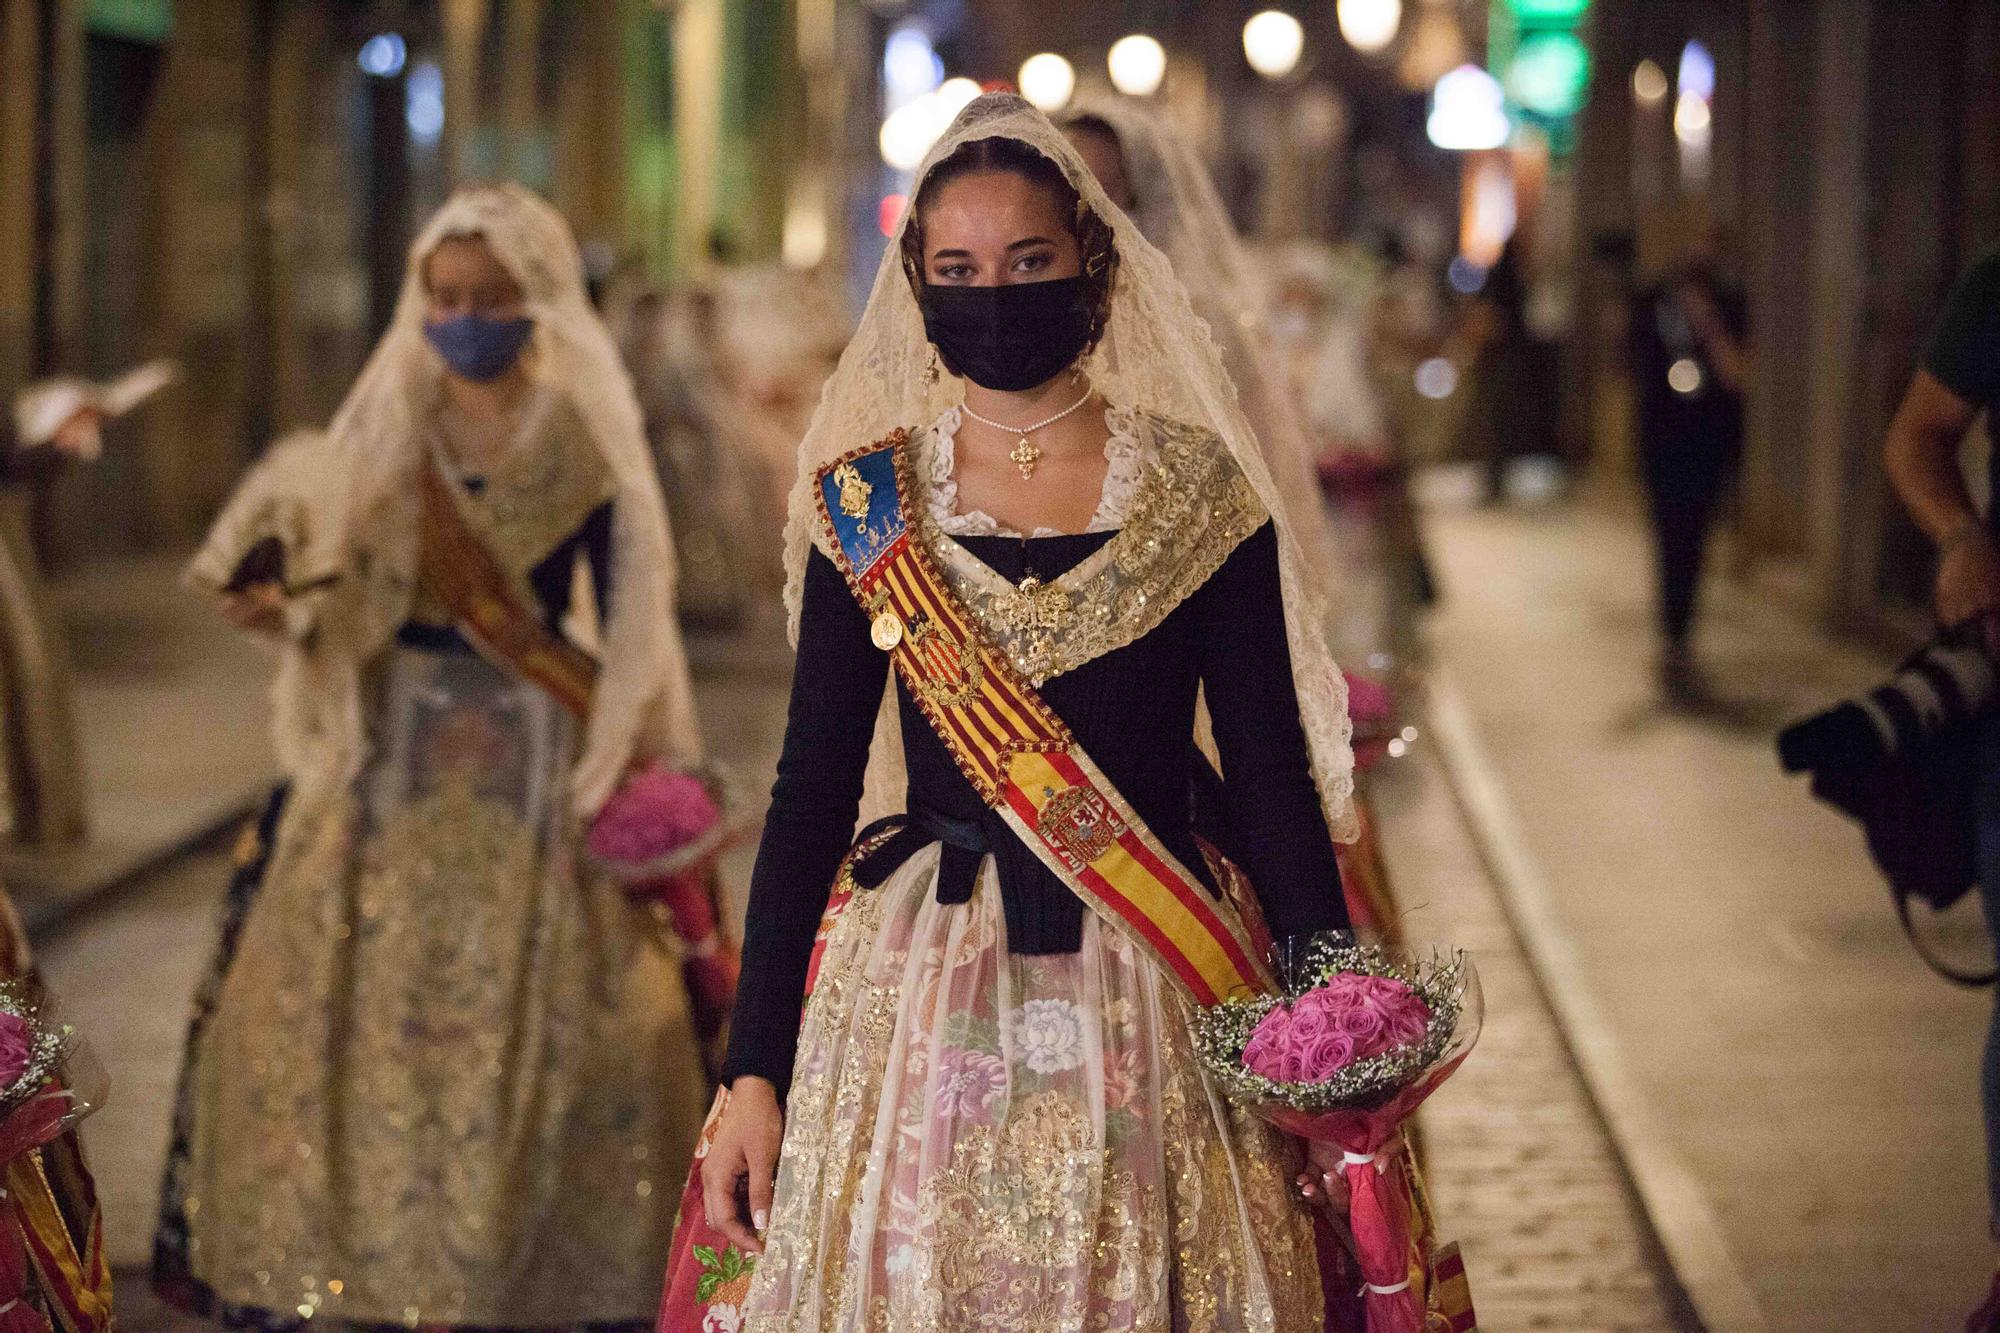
[1192,522,1350,944]
[526,500,615,627]
[719,548,889,1093]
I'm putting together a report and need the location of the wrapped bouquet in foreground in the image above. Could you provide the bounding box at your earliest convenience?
[1194,933,1483,1333]
[0,979,111,1333]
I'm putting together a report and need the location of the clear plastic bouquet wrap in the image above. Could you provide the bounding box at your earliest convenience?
[1194,933,1482,1333]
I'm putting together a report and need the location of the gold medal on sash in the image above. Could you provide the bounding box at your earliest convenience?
[871,610,904,651]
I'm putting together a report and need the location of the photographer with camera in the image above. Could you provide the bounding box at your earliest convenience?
[1882,248,2000,1332]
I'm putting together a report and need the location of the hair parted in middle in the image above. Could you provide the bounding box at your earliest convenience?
[898,134,1120,358]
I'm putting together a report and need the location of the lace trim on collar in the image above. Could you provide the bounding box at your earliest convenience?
[924,404,1151,539]
[911,412,1268,684]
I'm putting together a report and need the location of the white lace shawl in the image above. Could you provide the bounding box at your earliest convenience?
[781,94,1355,841]
[195,183,702,820]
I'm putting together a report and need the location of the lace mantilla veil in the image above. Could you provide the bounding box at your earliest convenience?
[1065,95,1349,612]
[209,182,703,819]
[782,94,1356,841]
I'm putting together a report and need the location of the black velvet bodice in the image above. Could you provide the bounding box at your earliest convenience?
[395,499,614,653]
[723,520,1348,1093]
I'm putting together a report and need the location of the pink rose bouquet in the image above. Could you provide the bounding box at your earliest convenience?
[587,761,730,883]
[0,978,103,1187]
[587,761,748,1058]
[1194,934,1482,1333]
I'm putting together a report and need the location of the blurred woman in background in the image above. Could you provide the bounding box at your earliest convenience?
[156,183,711,1333]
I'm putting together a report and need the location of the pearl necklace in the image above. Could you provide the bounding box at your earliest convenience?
[960,386,1095,480]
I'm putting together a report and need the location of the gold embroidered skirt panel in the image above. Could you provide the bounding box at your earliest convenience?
[180,647,709,1327]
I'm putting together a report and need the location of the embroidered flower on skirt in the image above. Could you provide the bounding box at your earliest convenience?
[1012,997,1087,1075]
[741,846,1326,1332]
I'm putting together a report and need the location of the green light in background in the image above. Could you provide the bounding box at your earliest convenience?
[86,0,173,43]
[1503,0,1589,22]
[1503,32,1590,118]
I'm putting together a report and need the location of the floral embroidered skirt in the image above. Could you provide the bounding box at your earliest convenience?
[743,844,1327,1333]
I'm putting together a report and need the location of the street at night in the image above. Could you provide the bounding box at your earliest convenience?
[2,2,1998,1331]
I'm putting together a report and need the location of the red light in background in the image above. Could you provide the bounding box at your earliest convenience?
[878,193,908,237]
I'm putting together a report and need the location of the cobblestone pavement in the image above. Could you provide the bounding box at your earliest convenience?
[1389,755,1695,1333]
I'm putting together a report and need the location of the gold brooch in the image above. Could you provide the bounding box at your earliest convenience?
[994,576,1072,635]
[833,462,874,520]
[993,575,1073,675]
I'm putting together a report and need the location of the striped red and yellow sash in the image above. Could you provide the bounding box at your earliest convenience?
[815,434,1270,1007]
[416,460,598,720]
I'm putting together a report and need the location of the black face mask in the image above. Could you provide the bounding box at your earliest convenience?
[918,276,1095,392]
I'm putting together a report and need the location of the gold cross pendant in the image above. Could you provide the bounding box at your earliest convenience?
[1009,434,1041,480]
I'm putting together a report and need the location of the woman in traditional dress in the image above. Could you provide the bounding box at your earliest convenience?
[154,183,711,1332]
[1060,101,1411,942]
[1061,102,1346,614]
[612,284,788,628]
[697,95,1361,1332]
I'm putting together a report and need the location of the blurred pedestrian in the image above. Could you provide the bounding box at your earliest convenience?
[0,392,98,848]
[611,284,767,629]
[1060,105,1419,950]
[1880,244,2000,1333]
[1060,102,1347,644]
[153,183,712,1333]
[1626,223,1749,701]
[1465,239,1562,503]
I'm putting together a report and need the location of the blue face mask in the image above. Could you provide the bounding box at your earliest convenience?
[424,313,536,382]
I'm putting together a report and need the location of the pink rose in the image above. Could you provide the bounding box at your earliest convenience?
[1286,1000,1331,1041]
[1344,673,1394,727]
[1299,1031,1359,1080]
[1364,976,1422,1009]
[1336,1002,1387,1043]
[1242,1027,1288,1079]
[1389,1009,1430,1045]
[587,764,721,864]
[0,1014,32,1086]
[1319,974,1367,1001]
[1242,1005,1296,1079]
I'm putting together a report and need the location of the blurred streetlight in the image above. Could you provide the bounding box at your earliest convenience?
[1017,53,1077,112]
[937,76,981,121]
[1107,34,1167,97]
[1673,91,1711,141]
[782,196,828,269]
[1336,0,1403,56]
[1426,64,1508,151]
[880,97,940,170]
[1677,40,1715,100]
[406,60,445,145]
[1243,11,1305,80]
[1674,40,1715,183]
[358,32,407,78]
[1630,58,1668,104]
[883,25,943,99]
